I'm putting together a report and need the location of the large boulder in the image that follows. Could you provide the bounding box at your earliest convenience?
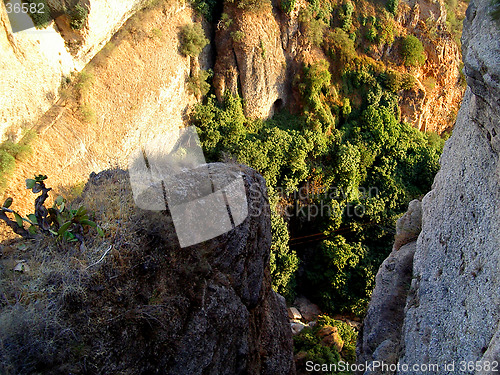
[4,164,295,374]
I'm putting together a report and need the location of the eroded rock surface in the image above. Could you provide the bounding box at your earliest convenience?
[71,164,295,374]
[357,0,500,373]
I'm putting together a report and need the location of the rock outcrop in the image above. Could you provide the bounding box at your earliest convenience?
[213,1,288,119]
[396,0,465,133]
[63,164,295,374]
[357,0,500,373]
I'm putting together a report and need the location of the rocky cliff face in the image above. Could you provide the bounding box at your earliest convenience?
[357,0,500,373]
[396,0,465,133]
[0,1,198,221]
[2,165,295,374]
[0,0,148,141]
[213,1,289,119]
[213,0,463,132]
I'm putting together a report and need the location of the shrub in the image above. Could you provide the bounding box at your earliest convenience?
[70,4,89,30]
[366,25,377,42]
[24,0,51,29]
[325,28,357,62]
[401,73,416,90]
[298,8,326,46]
[386,0,399,16]
[293,315,358,373]
[0,150,16,191]
[191,0,219,20]
[179,23,209,57]
[400,35,426,66]
[78,104,95,123]
[187,70,211,98]
[280,0,296,14]
[0,131,35,192]
[75,70,94,96]
[339,0,354,31]
[220,12,232,29]
[226,0,269,12]
[151,28,163,38]
[230,30,244,42]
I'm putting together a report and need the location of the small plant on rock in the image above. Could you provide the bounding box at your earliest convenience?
[0,175,103,241]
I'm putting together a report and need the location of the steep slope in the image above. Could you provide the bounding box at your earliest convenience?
[213,0,464,133]
[0,0,150,141]
[0,1,200,228]
[357,0,500,372]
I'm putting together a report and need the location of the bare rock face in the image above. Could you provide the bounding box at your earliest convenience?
[213,1,288,119]
[396,0,465,133]
[69,164,295,374]
[357,0,500,373]
[0,0,151,141]
[356,200,421,375]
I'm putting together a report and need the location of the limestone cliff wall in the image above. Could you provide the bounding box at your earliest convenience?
[0,0,148,141]
[396,0,464,133]
[213,0,463,133]
[357,0,500,373]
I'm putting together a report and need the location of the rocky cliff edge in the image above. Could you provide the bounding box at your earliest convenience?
[357,0,500,373]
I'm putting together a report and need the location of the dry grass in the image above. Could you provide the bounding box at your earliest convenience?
[0,170,136,373]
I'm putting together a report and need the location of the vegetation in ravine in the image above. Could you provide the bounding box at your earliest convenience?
[191,0,447,314]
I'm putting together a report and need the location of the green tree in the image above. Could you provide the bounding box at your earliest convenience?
[179,23,209,57]
[386,0,399,16]
[400,35,426,66]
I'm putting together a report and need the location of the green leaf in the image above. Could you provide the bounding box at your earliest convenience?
[35,175,47,182]
[27,214,38,224]
[97,226,104,237]
[65,232,77,242]
[28,225,37,235]
[58,221,72,235]
[80,219,97,228]
[49,229,58,236]
[76,206,87,217]
[3,198,13,208]
[55,196,64,205]
[26,179,36,189]
[59,202,65,213]
[14,213,23,228]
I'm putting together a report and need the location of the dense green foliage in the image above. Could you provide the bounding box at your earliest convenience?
[294,315,357,373]
[400,35,426,67]
[190,0,445,315]
[191,0,220,20]
[70,4,89,30]
[280,0,296,13]
[179,23,209,57]
[386,0,399,16]
[23,0,50,29]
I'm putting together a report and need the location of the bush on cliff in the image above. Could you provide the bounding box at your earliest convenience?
[179,23,209,57]
[400,35,426,67]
